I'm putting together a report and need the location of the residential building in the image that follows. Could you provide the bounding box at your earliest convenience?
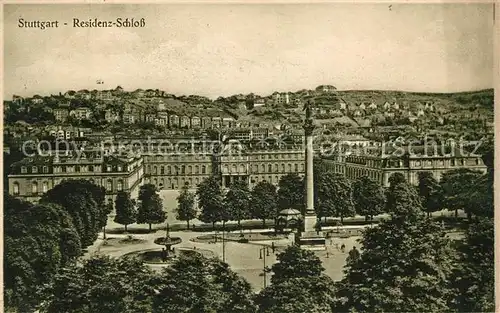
[70,107,92,120]
[53,108,70,123]
[191,116,201,128]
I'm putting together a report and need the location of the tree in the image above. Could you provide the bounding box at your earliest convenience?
[101,199,114,239]
[270,245,324,285]
[255,276,335,313]
[224,180,251,229]
[152,253,256,313]
[325,173,355,223]
[452,218,494,312]
[41,179,106,247]
[352,176,385,222]
[385,174,423,219]
[314,171,337,221]
[277,173,304,212]
[137,184,166,232]
[197,176,224,230]
[336,216,456,312]
[40,256,156,313]
[417,172,444,217]
[176,185,197,229]
[258,245,335,313]
[440,168,483,219]
[114,191,137,232]
[4,195,81,313]
[251,181,278,226]
[466,172,493,219]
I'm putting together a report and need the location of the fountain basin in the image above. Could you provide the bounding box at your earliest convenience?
[122,247,216,264]
[154,237,182,246]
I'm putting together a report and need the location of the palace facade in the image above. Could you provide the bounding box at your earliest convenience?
[319,144,487,187]
[8,150,144,203]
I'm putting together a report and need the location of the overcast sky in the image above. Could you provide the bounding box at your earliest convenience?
[3,3,494,99]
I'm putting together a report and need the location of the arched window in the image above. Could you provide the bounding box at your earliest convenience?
[188,165,192,174]
[106,180,113,191]
[232,164,237,173]
[202,165,206,174]
[268,164,272,172]
[161,166,165,175]
[154,178,158,186]
[195,165,199,174]
[147,165,151,173]
[181,165,186,174]
[117,180,123,191]
[240,164,245,173]
[13,182,19,195]
[281,164,285,172]
[288,164,292,172]
[261,164,265,172]
[294,164,298,172]
[167,166,172,174]
[42,181,48,193]
[32,181,38,194]
[274,164,278,172]
[153,166,158,175]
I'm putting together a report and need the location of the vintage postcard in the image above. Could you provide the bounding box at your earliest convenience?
[2,2,496,313]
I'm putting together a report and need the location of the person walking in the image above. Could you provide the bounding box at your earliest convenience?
[341,243,346,253]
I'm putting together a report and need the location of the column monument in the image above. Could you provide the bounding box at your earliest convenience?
[297,100,326,250]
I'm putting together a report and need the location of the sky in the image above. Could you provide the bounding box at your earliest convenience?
[3,3,494,99]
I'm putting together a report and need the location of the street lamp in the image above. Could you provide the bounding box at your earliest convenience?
[259,246,271,288]
[222,223,226,263]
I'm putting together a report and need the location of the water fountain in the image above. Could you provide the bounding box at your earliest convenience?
[153,223,182,261]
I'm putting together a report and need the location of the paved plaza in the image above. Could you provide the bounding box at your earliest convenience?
[90,215,360,291]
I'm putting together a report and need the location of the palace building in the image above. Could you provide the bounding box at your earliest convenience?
[319,144,487,187]
[8,150,144,203]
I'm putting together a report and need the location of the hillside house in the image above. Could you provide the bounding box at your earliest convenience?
[169,114,180,127]
[191,116,201,128]
[104,110,120,123]
[70,107,92,120]
[53,109,70,123]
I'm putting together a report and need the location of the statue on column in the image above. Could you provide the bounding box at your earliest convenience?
[303,100,315,134]
[303,100,314,125]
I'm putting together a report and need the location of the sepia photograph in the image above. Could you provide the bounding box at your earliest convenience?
[2,2,496,313]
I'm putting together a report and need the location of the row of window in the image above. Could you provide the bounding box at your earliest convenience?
[247,163,303,173]
[147,153,303,162]
[12,178,126,196]
[12,181,49,195]
[148,174,302,190]
[345,167,382,182]
[147,165,209,175]
[20,166,50,174]
[21,164,131,174]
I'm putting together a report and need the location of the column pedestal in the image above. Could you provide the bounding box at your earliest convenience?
[297,214,326,250]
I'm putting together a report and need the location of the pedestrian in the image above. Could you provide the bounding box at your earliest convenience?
[341,243,346,253]
[335,243,339,251]
[271,242,275,253]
